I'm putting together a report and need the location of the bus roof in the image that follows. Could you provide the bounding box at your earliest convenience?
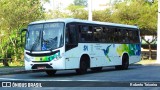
[29,18,138,29]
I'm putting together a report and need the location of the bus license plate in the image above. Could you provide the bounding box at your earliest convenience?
[37,66,46,70]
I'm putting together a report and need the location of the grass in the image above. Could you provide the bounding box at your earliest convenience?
[9,61,24,66]
[0,63,3,67]
[0,66,23,68]
[0,61,24,67]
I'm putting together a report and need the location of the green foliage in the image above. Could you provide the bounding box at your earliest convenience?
[67,4,88,19]
[111,0,158,35]
[93,9,112,22]
[46,10,68,19]
[0,0,45,62]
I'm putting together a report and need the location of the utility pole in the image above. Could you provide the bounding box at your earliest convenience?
[88,0,92,21]
[157,0,160,63]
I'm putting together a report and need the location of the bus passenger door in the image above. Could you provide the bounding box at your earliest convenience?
[65,23,79,69]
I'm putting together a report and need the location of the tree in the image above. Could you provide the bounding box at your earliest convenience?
[67,4,88,19]
[0,0,45,65]
[93,9,112,22]
[111,0,158,59]
[45,10,68,19]
[141,36,157,59]
[111,0,157,35]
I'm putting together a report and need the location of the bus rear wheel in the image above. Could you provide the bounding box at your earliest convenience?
[45,70,56,76]
[115,54,129,70]
[91,67,102,72]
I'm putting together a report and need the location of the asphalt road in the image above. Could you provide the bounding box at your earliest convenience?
[0,64,160,90]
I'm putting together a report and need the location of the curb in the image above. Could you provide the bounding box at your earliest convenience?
[0,69,45,75]
[0,70,33,75]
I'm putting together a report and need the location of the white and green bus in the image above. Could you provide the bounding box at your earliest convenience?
[21,18,141,76]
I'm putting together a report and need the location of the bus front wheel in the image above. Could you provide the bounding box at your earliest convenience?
[76,60,88,75]
[45,70,56,76]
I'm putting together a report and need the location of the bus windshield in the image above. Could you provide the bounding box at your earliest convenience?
[25,22,64,51]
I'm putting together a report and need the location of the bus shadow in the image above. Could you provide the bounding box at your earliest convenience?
[30,65,143,78]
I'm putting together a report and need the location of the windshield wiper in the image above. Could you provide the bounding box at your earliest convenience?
[30,31,41,53]
[48,48,53,53]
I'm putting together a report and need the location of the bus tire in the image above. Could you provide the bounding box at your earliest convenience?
[115,54,129,70]
[122,55,129,70]
[91,67,102,72]
[76,56,89,75]
[45,70,56,76]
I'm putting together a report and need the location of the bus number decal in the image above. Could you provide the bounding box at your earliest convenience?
[83,45,88,51]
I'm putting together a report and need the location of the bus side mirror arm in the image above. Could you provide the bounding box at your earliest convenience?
[20,28,27,47]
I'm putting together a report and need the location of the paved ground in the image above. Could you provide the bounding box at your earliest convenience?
[1,64,160,81]
[0,64,144,75]
[0,67,28,75]
[0,60,157,75]
[0,62,160,90]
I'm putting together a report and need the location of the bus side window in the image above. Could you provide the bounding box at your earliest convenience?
[93,26,103,42]
[117,29,122,43]
[133,30,140,43]
[66,24,77,45]
[79,25,93,42]
[65,27,69,44]
[69,24,77,44]
[105,27,110,43]
[79,25,86,42]
[101,27,106,42]
[114,28,120,43]
[121,29,129,43]
[125,30,129,43]
[108,28,114,43]
[128,30,133,43]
